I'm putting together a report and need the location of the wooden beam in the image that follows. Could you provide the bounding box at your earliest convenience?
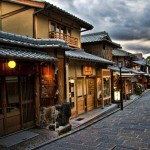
[11,0,44,8]
[0,6,31,19]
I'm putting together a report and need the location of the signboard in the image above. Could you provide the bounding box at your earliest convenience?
[83,66,93,76]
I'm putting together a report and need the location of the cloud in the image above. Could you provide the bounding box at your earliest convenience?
[46,0,150,55]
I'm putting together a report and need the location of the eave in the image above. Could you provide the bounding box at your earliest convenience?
[4,0,45,8]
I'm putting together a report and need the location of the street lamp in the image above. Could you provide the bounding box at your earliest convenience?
[118,61,123,110]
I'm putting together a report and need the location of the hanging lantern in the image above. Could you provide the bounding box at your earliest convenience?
[8,60,16,69]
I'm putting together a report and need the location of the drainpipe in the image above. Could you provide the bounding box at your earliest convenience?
[33,8,44,38]
[32,2,48,38]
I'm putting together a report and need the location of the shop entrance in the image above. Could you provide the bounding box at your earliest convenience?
[77,78,85,115]
[86,78,95,111]
[0,76,34,136]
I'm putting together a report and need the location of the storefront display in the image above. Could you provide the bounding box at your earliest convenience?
[97,69,111,108]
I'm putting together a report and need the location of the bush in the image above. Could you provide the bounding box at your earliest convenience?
[135,83,143,95]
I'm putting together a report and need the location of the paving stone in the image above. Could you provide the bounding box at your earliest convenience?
[1,90,150,150]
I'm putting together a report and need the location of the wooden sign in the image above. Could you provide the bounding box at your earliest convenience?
[83,66,93,76]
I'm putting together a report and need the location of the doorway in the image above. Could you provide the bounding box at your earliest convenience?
[77,78,85,115]
[0,75,34,136]
[86,78,95,111]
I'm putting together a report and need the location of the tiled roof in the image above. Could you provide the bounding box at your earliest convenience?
[0,47,56,62]
[108,65,145,74]
[108,66,130,73]
[0,31,69,49]
[81,32,109,43]
[133,59,146,66]
[45,4,93,30]
[81,32,121,48]
[112,49,135,57]
[65,50,114,64]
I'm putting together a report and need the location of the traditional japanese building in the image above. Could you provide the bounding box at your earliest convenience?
[0,30,72,136]
[65,50,113,117]
[0,0,93,105]
[132,54,149,90]
[81,32,121,107]
[0,0,116,133]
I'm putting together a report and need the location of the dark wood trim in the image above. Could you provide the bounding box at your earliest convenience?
[1,6,31,19]
[75,63,78,115]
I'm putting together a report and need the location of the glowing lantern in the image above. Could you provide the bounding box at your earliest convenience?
[8,60,16,69]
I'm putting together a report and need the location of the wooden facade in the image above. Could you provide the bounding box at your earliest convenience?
[0,0,94,135]
[97,69,111,108]
[66,58,112,118]
[0,0,93,104]
[67,61,97,118]
[0,59,56,136]
[81,32,120,108]
[82,42,113,61]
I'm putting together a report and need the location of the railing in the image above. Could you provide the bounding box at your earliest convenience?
[49,31,78,48]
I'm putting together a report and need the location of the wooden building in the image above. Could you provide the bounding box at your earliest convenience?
[112,49,137,100]
[132,58,148,90]
[0,0,93,105]
[65,50,113,117]
[0,30,73,136]
[81,32,121,107]
[0,0,112,132]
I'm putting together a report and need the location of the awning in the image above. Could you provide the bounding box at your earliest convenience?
[65,50,114,64]
[0,48,57,62]
[108,66,145,75]
[113,72,134,77]
[132,60,146,66]
[121,73,134,77]
[108,66,130,73]
[128,69,145,75]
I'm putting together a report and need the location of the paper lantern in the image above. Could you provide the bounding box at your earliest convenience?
[8,60,16,68]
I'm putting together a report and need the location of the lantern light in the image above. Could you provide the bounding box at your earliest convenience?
[8,60,16,69]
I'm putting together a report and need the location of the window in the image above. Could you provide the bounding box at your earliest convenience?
[77,79,83,97]
[69,80,75,108]
[51,23,55,32]
[103,77,110,98]
[20,76,34,101]
[97,78,102,99]
[50,23,66,39]
[6,76,19,112]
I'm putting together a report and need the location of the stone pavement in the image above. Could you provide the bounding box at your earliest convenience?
[0,89,149,150]
[35,89,150,150]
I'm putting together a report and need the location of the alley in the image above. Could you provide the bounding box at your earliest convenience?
[36,91,150,150]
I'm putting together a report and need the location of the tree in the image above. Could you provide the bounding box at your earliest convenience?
[146,56,150,65]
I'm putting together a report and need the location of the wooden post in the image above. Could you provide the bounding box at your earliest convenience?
[34,63,40,126]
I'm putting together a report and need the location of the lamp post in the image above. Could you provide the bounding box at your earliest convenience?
[118,62,123,110]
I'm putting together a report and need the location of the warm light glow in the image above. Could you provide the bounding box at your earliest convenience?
[70,79,74,83]
[8,60,16,69]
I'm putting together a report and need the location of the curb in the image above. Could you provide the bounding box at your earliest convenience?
[31,105,119,150]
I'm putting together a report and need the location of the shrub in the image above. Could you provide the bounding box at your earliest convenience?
[135,83,143,95]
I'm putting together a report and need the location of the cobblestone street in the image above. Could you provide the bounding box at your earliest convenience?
[36,91,150,150]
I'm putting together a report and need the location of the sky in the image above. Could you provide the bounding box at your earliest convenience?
[45,0,150,58]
